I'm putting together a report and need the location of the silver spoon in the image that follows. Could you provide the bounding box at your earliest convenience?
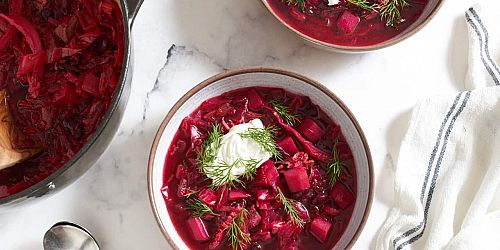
[43,222,100,250]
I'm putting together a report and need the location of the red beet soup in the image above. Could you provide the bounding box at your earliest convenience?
[266,0,429,46]
[162,87,357,250]
[0,0,124,198]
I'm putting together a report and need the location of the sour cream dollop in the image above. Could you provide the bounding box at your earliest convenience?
[328,0,339,6]
[205,119,271,181]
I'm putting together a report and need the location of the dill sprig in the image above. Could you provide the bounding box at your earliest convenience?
[204,159,260,188]
[326,139,345,186]
[238,125,282,160]
[196,123,223,170]
[286,0,307,12]
[224,208,251,250]
[183,188,199,198]
[347,0,409,27]
[379,0,410,27]
[269,100,300,125]
[276,188,305,227]
[242,159,260,181]
[186,199,219,217]
[347,0,378,12]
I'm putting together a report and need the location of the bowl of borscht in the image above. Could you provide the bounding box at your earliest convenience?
[0,0,143,206]
[148,68,373,250]
[260,0,445,52]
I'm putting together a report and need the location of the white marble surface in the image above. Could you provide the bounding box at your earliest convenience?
[0,0,487,249]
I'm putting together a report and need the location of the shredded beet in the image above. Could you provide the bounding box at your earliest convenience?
[162,87,357,249]
[0,0,125,198]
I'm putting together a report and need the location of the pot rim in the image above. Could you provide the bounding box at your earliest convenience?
[0,0,132,205]
[258,0,446,52]
[147,67,374,249]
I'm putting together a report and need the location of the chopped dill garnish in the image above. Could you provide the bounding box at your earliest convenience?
[276,188,305,227]
[186,198,219,217]
[326,139,345,186]
[238,125,281,159]
[204,158,260,188]
[183,188,199,198]
[347,0,410,27]
[379,0,410,27]
[347,0,378,12]
[196,123,223,170]
[269,100,300,125]
[286,0,307,12]
[224,208,251,250]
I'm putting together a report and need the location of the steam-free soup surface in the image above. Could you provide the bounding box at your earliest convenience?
[162,87,357,249]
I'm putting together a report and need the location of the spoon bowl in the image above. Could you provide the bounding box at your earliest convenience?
[43,222,100,250]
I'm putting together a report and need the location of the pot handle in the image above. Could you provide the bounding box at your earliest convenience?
[126,0,144,27]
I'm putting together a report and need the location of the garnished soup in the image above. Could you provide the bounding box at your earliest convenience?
[266,0,429,46]
[0,0,124,198]
[162,87,356,249]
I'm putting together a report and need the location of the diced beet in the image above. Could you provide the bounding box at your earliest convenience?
[277,136,299,156]
[260,210,282,226]
[311,193,328,205]
[330,182,355,209]
[278,221,300,249]
[322,205,342,217]
[337,10,360,34]
[252,231,272,242]
[266,106,332,163]
[284,167,310,193]
[297,117,324,143]
[247,88,265,111]
[310,217,332,243]
[254,160,279,187]
[177,178,188,198]
[287,152,314,169]
[255,189,273,201]
[187,217,210,241]
[169,139,187,157]
[229,189,251,200]
[248,206,262,229]
[175,164,185,179]
[198,189,218,206]
[190,125,203,146]
[292,200,311,223]
[216,186,229,208]
[257,201,280,210]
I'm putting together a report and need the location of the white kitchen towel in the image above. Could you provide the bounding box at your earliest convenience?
[376,4,500,250]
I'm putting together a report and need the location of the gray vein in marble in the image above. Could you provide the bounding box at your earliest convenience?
[142,44,179,121]
[141,43,225,122]
[117,129,135,137]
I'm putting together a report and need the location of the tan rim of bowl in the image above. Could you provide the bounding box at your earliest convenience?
[259,0,446,53]
[147,67,374,249]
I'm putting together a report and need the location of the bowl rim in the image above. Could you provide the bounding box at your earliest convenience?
[147,67,374,249]
[258,0,446,52]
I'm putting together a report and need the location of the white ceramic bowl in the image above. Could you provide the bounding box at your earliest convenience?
[148,67,373,249]
[259,0,445,53]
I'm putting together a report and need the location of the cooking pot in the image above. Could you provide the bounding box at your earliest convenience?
[0,0,144,206]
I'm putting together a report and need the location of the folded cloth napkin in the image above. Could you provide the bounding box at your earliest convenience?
[376,3,500,250]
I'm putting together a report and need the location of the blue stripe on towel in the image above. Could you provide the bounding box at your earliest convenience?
[391,93,462,247]
[466,9,500,85]
[393,91,472,249]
